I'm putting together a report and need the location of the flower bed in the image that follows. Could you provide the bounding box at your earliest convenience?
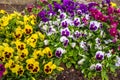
[36,0,120,79]
[0,0,120,80]
[0,10,63,80]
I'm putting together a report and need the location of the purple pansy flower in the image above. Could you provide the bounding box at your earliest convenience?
[60,13,66,19]
[55,47,66,58]
[61,20,68,28]
[95,51,104,60]
[60,36,69,47]
[89,21,100,31]
[0,64,5,78]
[79,4,88,13]
[77,10,82,15]
[95,63,102,71]
[61,28,70,37]
[37,10,46,18]
[73,30,81,39]
[74,18,80,26]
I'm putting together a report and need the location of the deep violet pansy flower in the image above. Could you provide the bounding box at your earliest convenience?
[95,51,104,60]
[95,63,102,71]
[61,28,70,37]
[79,4,88,13]
[0,64,5,78]
[37,10,46,18]
[61,20,68,28]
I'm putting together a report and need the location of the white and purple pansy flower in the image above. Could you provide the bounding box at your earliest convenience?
[61,20,68,28]
[60,36,69,47]
[73,30,81,39]
[55,47,66,58]
[61,28,70,37]
[60,12,67,19]
[95,51,104,60]
[89,21,100,31]
[95,63,102,71]
[80,41,88,51]
[47,26,56,36]
[74,18,80,27]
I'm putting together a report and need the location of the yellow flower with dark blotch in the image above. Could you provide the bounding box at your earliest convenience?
[42,47,52,58]
[0,16,9,27]
[24,24,33,35]
[0,54,5,62]
[24,15,29,24]
[36,32,45,41]
[26,33,38,48]
[0,45,5,62]
[110,2,117,7]
[18,49,28,61]
[33,50,41,59]
[5,59,17,73]
[15,65,24,76]
[29,15,36,25]
[44,62,56,74]
[26,58,40,73]
[31,62,40,73]
[3,46,14,60]
[15,40,26,51]
[14,26,23,39]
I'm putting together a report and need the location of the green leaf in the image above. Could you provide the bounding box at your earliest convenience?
[101,70,108,80]
[110,65,116,72]
[66,62,72,68]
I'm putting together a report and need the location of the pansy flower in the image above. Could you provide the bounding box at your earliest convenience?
[95,51,104,60]
[89,21,100,31]
[55,47,66,58]
[44,62,56,74]
[95,63,102,71]
[61,28,70,37]
[24,24,33,35]
[60,36,69,47]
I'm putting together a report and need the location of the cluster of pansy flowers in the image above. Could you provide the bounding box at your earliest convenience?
[37,0,120,78]
[0,10,63,79]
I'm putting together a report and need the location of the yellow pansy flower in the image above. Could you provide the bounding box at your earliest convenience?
[0,16,9,27]
[24,15,29,24]
[44,62,56,74]
[15,40,26,51]
[0,10,6,14]
[3,46,14,60]
[5,59,16,73]
[18,49,29,61]
[31,61,40,73]
[15,65,24,76]
[26,33,38,48]
[42,47,52,58]
[110,2,117,7]
[33,50,41,59]
[24,24,33,34]
[14,26,23,39]
[26,58,40,73]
